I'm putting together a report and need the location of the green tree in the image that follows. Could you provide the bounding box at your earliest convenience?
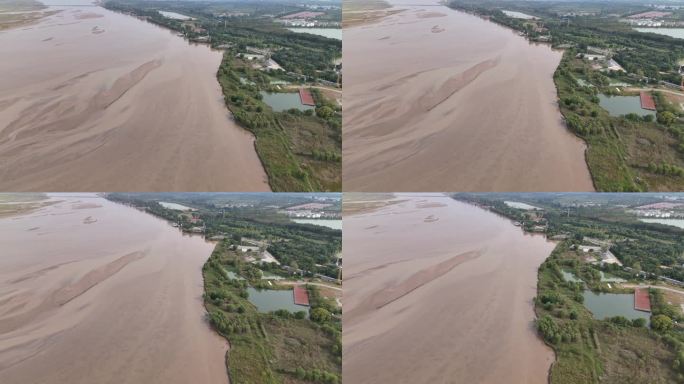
[310,307,332,323]
[652,314,673,332]
[657,111,677,126]
[316,106,334,119]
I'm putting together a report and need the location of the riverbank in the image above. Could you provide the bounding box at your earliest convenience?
[536,242,678,383]
[215,56,341,191]
[342,0,400,28]
[202,241,341,384]
[343,1,593,191]
[0,0,56,30]
[0,192,51,217]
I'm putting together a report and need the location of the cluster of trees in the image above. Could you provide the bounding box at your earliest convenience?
[611,236,684,281]
[536,314,581,344]
[294,367,339,384]
[307,285,341,361]
[606,315,647,328]
[209,308,254,334]
[201,241,341,383]
[647,162,684,177]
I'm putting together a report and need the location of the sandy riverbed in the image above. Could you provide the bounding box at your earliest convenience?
[0,194,228,383]
[343,194,555,383]
[343,0,594,192]
[0,5,268,191]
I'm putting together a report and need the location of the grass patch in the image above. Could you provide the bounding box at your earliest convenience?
[537,243,679,384]
[203,241,340,384]
[554,53,684,191]
[217,56,340,192]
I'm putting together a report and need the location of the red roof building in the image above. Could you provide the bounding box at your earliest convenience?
[293,285,310,306]
[634,288,651,312]
[299,88,315,106]
[640,91,656,111]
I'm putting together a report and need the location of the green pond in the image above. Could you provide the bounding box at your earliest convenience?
[226,270,244,280]
[247,287,308,314]
[583,291,650,323]
[575,78,594,88]
[260,91,314,112]
[562,270,625,283]
[600,271,625,283]
[227,269,283,280]
[261,273,285,280]
[598,94,656,117]
[561,270,583,283]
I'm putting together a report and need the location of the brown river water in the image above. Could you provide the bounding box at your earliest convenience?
[342,194,555,383]
[0,3,269,191]
[0,194,228,384]
[343,0,594,192]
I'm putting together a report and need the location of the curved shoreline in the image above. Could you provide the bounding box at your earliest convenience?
[343,1,594,191]
[343,195,555,383]
[0,5,270,192]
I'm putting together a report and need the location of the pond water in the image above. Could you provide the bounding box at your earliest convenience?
[287,28,342,40]
[600,271,625,283]
[504,201,540,210]
[247,287,308,314]
[227,269,282,280]
[159,202,195,211]
[639,218,684,229]
[239,77,255,86]
[598,94,656,117]
[562,269,625,283]
[635,28,684,40]
[226,270,244,280]
[292,219,342,229]
[575,78,594,88]
[260,91,314,112]
[159,11,192,20]
[261,272,285,280]
[561,270,582,283]
[502,10,537,19]
[583,291,650,323]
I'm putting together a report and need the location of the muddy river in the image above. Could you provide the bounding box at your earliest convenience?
[343,193,555,383]
[343,0,594,192]
[0,2,268,191]
[0,194,228,383]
